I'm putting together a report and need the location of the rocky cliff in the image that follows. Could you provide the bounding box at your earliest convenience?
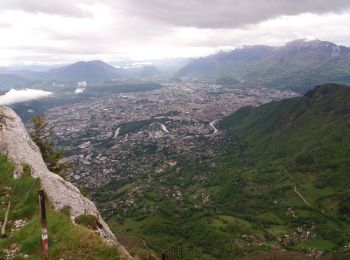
[0,106,132,259]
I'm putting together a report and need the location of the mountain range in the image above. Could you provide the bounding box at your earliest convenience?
[1,39,350,92]
[0,60,163,89]
[176,39,350,92]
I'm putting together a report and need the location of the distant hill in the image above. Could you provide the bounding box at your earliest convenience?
[176,40,350,92]
[42,60,121,82]
[11,60,164,83]
[0,74,29,89]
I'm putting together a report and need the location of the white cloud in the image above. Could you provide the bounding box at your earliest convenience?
[0,89,53,105]
[75,81,87,94]
[75,89,84,94]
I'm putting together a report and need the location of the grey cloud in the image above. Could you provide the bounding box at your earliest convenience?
[0,0,90,17]
[2,0,350,28]
[3,0,350,28]
[117,0,350,28]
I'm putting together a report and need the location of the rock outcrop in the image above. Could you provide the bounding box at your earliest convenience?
[0,106,132,259]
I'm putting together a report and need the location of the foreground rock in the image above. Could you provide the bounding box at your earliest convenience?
[0,106,132,259]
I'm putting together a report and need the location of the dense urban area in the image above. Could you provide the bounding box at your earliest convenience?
[45,82,297,189]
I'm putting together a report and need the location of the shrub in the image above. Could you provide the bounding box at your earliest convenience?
[75,215,102,230]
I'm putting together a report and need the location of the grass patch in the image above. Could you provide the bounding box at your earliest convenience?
[0,155,120,259]
[257,212,284,225]
[75,215,103,230]
[304,239,337,251]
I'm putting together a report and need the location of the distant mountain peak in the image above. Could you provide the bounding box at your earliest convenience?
[285,39,336,48]
[280,39,350,60]
[44,60,120,82]
[69,60,116,68]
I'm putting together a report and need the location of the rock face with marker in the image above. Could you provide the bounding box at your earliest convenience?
[0,106,133,259]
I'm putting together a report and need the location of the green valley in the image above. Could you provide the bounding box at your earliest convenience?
[94,84,350,259]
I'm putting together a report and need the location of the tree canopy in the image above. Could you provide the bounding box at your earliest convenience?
[30,114,71,179]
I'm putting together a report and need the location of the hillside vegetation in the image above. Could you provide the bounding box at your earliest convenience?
[214,83,350,253]
[0,155,120,259]
[100,84,350,259]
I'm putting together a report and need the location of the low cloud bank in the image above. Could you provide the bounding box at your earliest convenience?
[75,81,87,94]
[0,88,53,105]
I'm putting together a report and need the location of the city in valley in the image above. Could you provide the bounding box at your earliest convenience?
[44,81,298,191]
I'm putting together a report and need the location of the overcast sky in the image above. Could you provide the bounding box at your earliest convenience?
[1,0,350,65]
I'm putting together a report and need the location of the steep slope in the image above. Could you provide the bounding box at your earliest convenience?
[0,106,132,259]
[177,39,350,92]
[213,83,350,252]
[0,155,121,259]
[218,83,350,174]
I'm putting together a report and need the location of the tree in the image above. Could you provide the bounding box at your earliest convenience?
[30,115,72,179]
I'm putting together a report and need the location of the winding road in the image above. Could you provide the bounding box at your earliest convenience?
[209,120,219,134]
